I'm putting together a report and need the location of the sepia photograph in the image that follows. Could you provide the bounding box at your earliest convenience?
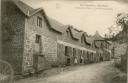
[0,0,127,83]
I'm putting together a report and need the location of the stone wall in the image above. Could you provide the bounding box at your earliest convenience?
[121,54,127,72]
[57,43,67,66]
[114,43,127,58]
[41,35,58,65]
[120,45,127,73]
[22,12,58,73]
[2,0,25,74]
[22,29,35,73]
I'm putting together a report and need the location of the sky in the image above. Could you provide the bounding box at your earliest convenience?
[22,0,128,36]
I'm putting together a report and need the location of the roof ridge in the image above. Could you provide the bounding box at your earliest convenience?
[93,31,104,40]
[13,0,34,16]
[19,0,33,10]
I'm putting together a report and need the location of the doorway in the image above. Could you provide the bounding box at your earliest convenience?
[33,34,42,73]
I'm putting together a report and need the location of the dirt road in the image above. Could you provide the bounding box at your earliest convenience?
[16,61,124,83]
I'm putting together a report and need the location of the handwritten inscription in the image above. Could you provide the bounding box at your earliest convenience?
[75,3,113,10]
[55,2,113,10]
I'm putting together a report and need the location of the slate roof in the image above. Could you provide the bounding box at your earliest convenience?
[13,0,34,16]
[79,31,87,37]
[11,0,93,37]
[13,0,46,17]
[85,36,94,45]
[83,32,88,36]
[12,0,67,33]
[47,18,68,33]
[95,41,102,48]
[68,27,81,40]
[79,32,104,47]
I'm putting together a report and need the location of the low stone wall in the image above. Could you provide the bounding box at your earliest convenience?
[121,54,127,72]
[121,46,127,73]
[114,43,127,73]
[114,43,127,58]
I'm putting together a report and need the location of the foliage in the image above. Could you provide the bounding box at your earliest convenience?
[106,13,128,42]
[116,13,128,32]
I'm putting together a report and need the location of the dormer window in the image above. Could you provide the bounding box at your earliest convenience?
[37,17,42,27]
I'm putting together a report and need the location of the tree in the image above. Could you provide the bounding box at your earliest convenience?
[116,13,128,32]
[113,13,128,42]
[107,25,121,39]
[106,13,128,41]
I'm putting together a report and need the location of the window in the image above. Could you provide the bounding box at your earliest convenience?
[65,46,68,56]
[87,52,89,59]
[36,35,41,43]
[37,17,42,27]
[73,48,76,56]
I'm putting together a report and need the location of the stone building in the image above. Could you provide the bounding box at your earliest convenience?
[1,0,111,75]
[1,0,66,75]
[57,26,96,66]
[93,31,111,61]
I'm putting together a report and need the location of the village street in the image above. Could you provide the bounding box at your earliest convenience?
[0,1,127,83]
[16,61,124,83]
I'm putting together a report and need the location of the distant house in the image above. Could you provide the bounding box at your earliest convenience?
[93,31,104,48]
[57,26,96,65]
[93,31,111,61]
